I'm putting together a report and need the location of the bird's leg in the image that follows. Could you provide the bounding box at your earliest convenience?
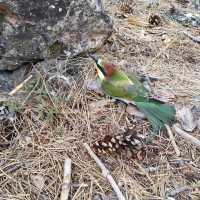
[140,75,160,83]
[113,97,135,106]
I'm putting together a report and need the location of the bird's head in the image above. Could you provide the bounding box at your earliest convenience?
[89,54,116,80]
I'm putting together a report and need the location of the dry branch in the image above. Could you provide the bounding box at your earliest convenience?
[9,75,33,96]
[168,186,190,197]
[84,143,125,200]
[60,158,72,200]
[183,31,200,44]
[165,124,181,156]
[168,181,200,197]
[173,124,200,148]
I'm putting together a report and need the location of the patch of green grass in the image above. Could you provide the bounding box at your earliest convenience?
[4,101,22,113]
[24,73,42,93]
[22,72,73,122]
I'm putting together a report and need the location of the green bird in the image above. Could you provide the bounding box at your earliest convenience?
[89,54,175,132]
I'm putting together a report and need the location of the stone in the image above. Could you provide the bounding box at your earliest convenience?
[0,66,26,91]
[0,0,112,90]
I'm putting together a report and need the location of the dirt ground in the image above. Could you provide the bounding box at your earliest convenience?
[0,0,200,199]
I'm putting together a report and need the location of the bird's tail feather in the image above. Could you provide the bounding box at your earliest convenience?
[135,101,175,132]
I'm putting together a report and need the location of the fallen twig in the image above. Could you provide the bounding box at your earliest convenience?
[8,75,33,96]
[144,166,160,173]
[169,181,200,197]
[60,158,72,200]
[0,93,20,102]
[173,124,200,148]
[165,124,181,156]
[168,186,191,197]
[128,16,149,27]
[183,31,200,44]
[84,143,125,200]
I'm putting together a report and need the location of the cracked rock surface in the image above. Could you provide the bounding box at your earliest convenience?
[0,0,112,91]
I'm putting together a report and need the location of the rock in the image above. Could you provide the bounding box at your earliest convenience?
[0,105,16,122]
[167,5,200,27]
[31,174,45,190]
[126,104,146,119]
[191,0,200,10]
[176,105,197,132]
[0,0,112,90]
[0,66,27,91]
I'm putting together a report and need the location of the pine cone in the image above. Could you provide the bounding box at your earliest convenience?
[148,14,162,27]
[119,1,133,14]
[176,0,189,6]
[92,131,146,160]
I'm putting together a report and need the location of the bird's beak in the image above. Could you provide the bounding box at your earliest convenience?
[88,54,98,64]
[88,54,107,78]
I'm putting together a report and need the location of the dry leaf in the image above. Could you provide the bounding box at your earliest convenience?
[31,174,45,190]
[128,16,148,27]
[197,119,200,130]
[162,34,172,44]
[89,99,114,112]
[19,135,32,147]
[152,89,175,103]
[192,105,200,130]
[176,105,197,132]
[126,104,146,119]
[85,79,103,94]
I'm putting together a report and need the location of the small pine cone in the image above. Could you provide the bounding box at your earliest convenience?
[148,14,162,26]
[92,132,146,160]
[0,106,9,120]
[176,0,189,6]
[119,2,133,14]
[0,106,16,122]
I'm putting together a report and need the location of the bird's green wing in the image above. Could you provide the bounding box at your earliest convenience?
[101,70,144,100]
[127,72,149,97]
[101,70,131,99]
[101,79,133,99]
[109,70,133,85]
[100,69,149,101]
[127,71,140,82]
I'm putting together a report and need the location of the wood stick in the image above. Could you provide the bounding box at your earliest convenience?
[183,31,200,44]
[168,186,190,197]
[60,158,72,200]
[169,181,200,197]
[9,75,33,96]
[84,143,125,200]
[165,124,181,156]
[0,93,20,102]
[173,124,200,148]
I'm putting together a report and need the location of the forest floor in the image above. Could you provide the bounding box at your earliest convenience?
[0,0,200,199]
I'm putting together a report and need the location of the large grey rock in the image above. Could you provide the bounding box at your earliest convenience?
[0,0,112,71]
